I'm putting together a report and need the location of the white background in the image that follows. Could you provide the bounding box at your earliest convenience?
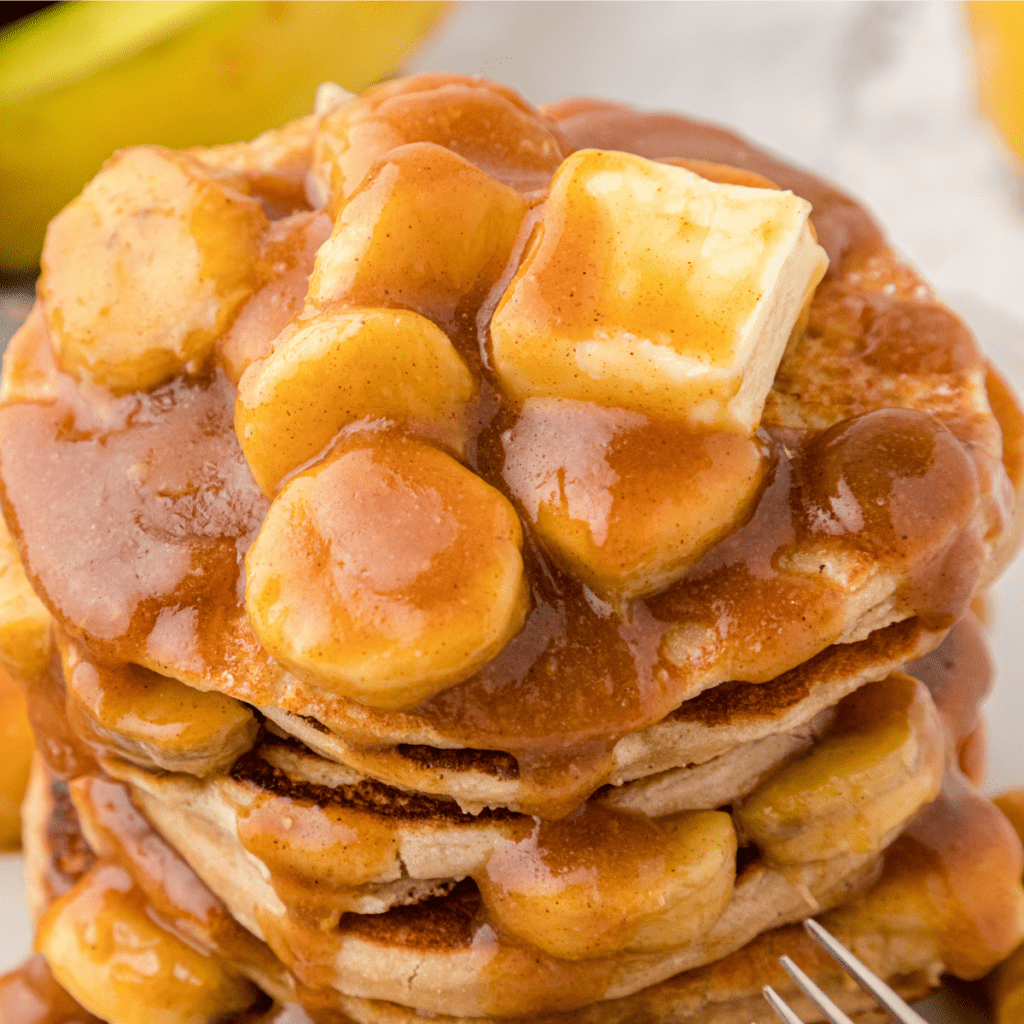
[1,4,1021,1019]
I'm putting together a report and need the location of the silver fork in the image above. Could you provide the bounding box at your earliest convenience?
[763,919,929,1024]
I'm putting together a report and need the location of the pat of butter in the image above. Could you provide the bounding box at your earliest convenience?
[491,149,828,432]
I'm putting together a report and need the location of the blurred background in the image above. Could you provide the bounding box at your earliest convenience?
[1,5,1022,1016]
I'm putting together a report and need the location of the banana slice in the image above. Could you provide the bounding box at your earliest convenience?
[308,142,529,325]
[491,149,828,432]
[503,398,767,599]
[39,146,267,394]
[245,433,529,709]
[0,511,51,682]
[36,863,258,1024]
[216,209,332,386]
[478,805,736,959]
[0,665,32,850]
[736,673,944,864]
[236,307,475,495]
[312,74,565,204]
[58,632,257,778]
[993,790,1024,1024]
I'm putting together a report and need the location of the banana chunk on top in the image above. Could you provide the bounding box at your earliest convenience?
[39,146,267,394]
[503,398,768,599]
[236,308,475,495]
[308,141,529,322]
[245,433,529,710]
[491,149,828,433]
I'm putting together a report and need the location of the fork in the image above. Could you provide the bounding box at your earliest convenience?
[763,919,929,1024]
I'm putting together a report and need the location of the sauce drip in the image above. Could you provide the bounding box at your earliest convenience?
[906,611,992,749]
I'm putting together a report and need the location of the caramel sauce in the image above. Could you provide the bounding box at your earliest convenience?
[798,408,984,628]
[233,787,402,929]
[319,79,569,202]
[0,84,1010,824]
[0,371,269,672]
[69,775,287,988]
[0,955,102,1024]
[501,398,769,597]
[315,141,530,332]
[23,656,98,782]
[0,663,32,849]
[860,771,1024,979]
[906,612,992,751]
[217,211,333,386]
[59,628,257,775]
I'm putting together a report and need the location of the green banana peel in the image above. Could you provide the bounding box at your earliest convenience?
[0,0,449,271]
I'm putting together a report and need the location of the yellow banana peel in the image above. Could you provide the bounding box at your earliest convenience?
[0,0,448,271]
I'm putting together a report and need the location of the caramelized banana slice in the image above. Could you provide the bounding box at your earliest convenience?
[313,74,565,203]
[0,512,51,682]
[478,805,736,959]
[824,774,1024,982]
[37,863,258,1024]
[503,399,767,599]
[308,142,529,324]
[736,673,944,864]
[245,433,528,709]
[58,632,257,778]
[236,308,475,495]
[39,146,267,394]
[491,149,827,431]
[993,790,1024,1024]
[0,665,32,850]
[216,209,333,386]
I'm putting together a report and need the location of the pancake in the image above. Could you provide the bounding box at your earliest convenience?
[102,664,940,919]
[23,638,948,1017]
[261,616,941,815]
[14,751,1023,1023]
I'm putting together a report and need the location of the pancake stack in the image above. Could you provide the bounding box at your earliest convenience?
[1,74,1023,1024]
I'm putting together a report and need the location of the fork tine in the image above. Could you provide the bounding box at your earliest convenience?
[779,955,856,1024]
[764,985,808,1024]
[803,919,930,1024]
